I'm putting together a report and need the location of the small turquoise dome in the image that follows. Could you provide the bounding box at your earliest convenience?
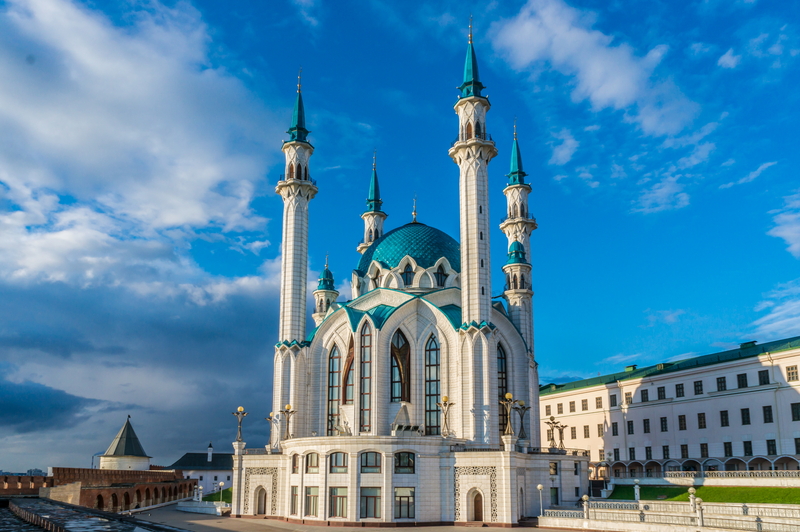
[506,241,529,265]
[357,222,460,274]
[318,267,335,290]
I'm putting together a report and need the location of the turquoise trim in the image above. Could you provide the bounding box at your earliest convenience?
[356,222,460,274]
[507,138,527,185]
[506,241,529,265]
[458,43,485,98]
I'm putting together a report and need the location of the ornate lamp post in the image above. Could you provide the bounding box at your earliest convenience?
[437,396,455,437]
[537,484,544,516]
[544,416,559,448]
[556,422,567,450]
[219,482,225,503]
[232,406,247,442]
[265,412,281,449]
[512,400,531,440]
[499,392,518,435]
[280,404,297,440]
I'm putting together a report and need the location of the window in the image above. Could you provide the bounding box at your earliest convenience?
[698,413,707,429]
[497,343,508,435]
[611,422,618,436]
[570,427,576,439]
[360,488,381,518]
[767,439,777,456]
[290,486,298,515]
[330,488,347,518]
[737,373,748,389]
[359,323,372,432]
[597,423,604,437]
[361,452,381,473]
[627,420,634,435]
[569,401,576,413]
[645,447,652,460]
[795,438,800,455]
[549,462,558,475]
[610,394,618,407]
[759,370,770,386]
[599,449,605,461]
[227,476,230,481]
[657,386,666,400]
[394,488,415,519]
[330,452,347,474]
[763,405,774,423]
[401,264,414,285]
[676,383,685,397]
[660,417,668,432]
[214,476,218,481]
[724,442,733,457]
[716,376,727,391]
[743,441,753,456]
[582,399,589,411]
[292,454,299,474]
[678,415,686,431]
[788,366,799,382]
[574,462,580,475]
[694,380,704,395]
[628,447,636,461]
[343,339,354,404]
[643,419,651,434]
[641,389,649,402]
[624,392,632,404]
[305,487,319,517]
[395,452,415,474]
[680,444,689,459]
[199,475,203,481]
[327,346,341,435]
[596,397,603,409]
[700,443,709,458]
[583,425,590,438]
[613,449,620,461]
[306,453,319,474]
[434,265,447,287]
[545,405,551,416]
[425,337,442,435]
[741,408,751,425]
[792,403,800,421]
[390,331,410,403]
[662,446,670,459]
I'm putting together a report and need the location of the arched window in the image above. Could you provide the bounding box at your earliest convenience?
[512,275,518,289]
[475,121,482,139]
[425,336,441,435]
[498,344,508,435]
[369,229,373,242]
[327,346,341,435]
[394,452,415,474]
[304,165,309,180]
[288,163,295,180]
[402,264,414,286]
[359,323,372,432]
[520,276,526,289]
[343,338,355,405]
[330,452,348,473]
[292,454,300,474]
[435,265,447,287]
[465,122,473,139]
[391,330,410,402]
[371,270,380,290]
[306,453,320,473]
[361,452,381,473]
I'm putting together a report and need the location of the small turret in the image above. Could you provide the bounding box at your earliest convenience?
[207,442,213,462]
[312,257,339,326]
[357,152,388,254]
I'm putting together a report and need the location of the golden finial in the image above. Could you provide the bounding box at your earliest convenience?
[297,67,302,93]
[514,117,518,140]
[412,195,417,223]
[468,15,473,44]
[373,149,377,170]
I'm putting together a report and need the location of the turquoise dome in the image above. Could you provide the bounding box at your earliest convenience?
[318,267,335,290]
[357,222,460,274]
[506,241,529,265]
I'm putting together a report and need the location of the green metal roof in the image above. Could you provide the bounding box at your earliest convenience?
[168,452,233,471]
[104,417,149,457]
[356,222,460,274]
[365,163,383,213]
[540,336,800,396]
[507,137,527,185]
[459,42,485,98]
[317,267,335,290]
[506,241,528,265]
[287,91,309,143]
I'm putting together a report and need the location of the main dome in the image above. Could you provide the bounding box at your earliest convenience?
[356,222,460,274]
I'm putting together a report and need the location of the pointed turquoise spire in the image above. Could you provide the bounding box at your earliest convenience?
[506,241,529,265]
[318,255,335,290]
[288,69,309,143]
[507,121,527,185]
[365,150,383,213]
[458,17,485,99]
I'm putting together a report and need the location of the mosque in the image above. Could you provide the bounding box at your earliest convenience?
[230,30,589,525]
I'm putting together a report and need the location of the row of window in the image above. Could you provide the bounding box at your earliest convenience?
[545,366,800,415]
[290,486,415,519]
[603,438,800,463]
[291,452,415,475]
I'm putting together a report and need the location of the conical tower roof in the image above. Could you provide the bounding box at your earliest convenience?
[103,417,149,457]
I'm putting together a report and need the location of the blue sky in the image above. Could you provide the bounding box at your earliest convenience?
[0,0,798,471]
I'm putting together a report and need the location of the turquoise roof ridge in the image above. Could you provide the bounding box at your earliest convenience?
[366,158,383,213]
[287,87,309,143]
[507,136,527,185]
[506,241,529,265]
[356,222,460,274]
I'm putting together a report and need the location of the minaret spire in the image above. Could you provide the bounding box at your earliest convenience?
[459,17,484,98]
[508,121,527,186]
[288,68,309,143]
[412,196,417,223]
[357,152,388,254]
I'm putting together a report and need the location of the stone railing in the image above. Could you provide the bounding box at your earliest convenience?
[543,509,584,519]
[243,449,268,455]
[704,470,800,478]
[588,501,640,511]
[529,447,590,456]
[449,445,502,452]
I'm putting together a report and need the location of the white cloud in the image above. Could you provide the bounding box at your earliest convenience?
[767,189,800,258]
[291,0,321,27]
[722,158,736,166]
[584,124,600,132]
[752,279,800,338]
[677,142,715,169]
[644,308,686,327]
[689,42,712,56]
[599,352,642,366]
[719,161,777,189]
[718,48,742,68]
[633,175,690,213]
[549,128,579,165]
[491,0,698,135]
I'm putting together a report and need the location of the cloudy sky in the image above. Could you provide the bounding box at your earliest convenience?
[0,0,798,472]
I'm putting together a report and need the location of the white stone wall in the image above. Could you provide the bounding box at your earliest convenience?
[98,456,150,471]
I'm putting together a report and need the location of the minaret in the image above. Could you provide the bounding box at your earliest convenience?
[312,257,339,326]
[502,242,533,347]
[448,21,497,326]
[276,72,317,343]
[357,152,387,254]
[499,124,538,258]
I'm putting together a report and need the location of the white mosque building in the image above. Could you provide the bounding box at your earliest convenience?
[230,32,589,525]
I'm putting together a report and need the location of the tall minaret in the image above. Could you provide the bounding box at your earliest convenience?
[448,21,497,326]
[276,73,317,343]
[357,152,387,254]
[312,257,338,326]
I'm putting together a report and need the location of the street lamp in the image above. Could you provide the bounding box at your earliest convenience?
[280,404,297,440]
[219,482,225,503]
[499,392,518,435]
[232,406,247,442]
[437,396,455,436]
[512,401,531,440]
[537,484,543,517]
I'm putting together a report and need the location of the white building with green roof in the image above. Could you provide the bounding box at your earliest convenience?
[231,28,588,525]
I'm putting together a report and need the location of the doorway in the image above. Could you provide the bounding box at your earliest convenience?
[473,492,483,521]
[255,487,267,515]
[550,487,559,506]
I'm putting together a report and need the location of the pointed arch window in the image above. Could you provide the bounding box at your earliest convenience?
[425,336,441,435]
[391,331,410,402]
[304,165,309,180]
[498,344,509,435]
[343,338,355,405]
[475,121,482,139]
[465,122,473,139]
[512,275,518,289]
[434,265,448,287]
[371,270,380,290]
[359,323,372,432]
[327,346,341,435]
[402,264,414,286]
[288,163,295,180]
[520,276,526,290]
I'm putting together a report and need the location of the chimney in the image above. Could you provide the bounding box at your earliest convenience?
[207,442,213,462]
